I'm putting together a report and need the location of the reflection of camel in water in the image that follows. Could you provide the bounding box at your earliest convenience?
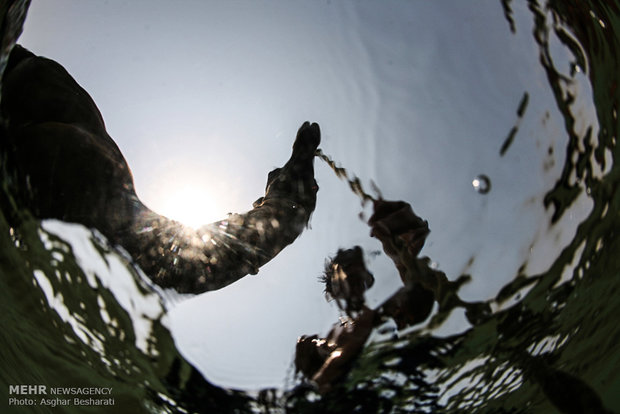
[1,45,319,294]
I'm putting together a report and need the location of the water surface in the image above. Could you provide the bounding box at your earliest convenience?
[1,0,619,413]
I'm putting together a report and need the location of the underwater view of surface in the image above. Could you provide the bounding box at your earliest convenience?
[1,0,619,413]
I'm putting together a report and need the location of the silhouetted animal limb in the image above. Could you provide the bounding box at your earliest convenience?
[1,45,320,293]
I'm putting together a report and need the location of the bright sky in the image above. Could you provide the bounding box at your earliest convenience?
[19,0,591,390]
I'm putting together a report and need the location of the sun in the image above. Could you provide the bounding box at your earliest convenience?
[140,166,229,229]
[135,161,237,230]
[156,183,226,229]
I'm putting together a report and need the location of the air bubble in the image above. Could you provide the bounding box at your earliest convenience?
[472,175,491,194]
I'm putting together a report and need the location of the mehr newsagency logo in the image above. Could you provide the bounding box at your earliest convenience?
[8,384,115,408]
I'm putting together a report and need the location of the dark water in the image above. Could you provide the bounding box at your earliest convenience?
[1,0,619,413]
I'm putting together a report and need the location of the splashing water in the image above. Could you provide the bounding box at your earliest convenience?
[315,148,380,205]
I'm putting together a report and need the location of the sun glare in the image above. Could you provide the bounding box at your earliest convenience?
[156,183,226,229]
